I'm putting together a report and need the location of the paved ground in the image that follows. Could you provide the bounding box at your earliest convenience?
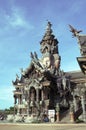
[0,123,86,130]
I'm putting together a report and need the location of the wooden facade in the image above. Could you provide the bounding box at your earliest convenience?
[12,22,86,122]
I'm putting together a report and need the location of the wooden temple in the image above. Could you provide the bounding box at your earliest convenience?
[69,25,86,122]
[12,22,86,123]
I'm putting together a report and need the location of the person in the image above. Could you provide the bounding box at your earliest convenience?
[22,115,24,122]
[43,114,49,122]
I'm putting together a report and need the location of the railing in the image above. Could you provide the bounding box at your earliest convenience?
[74,107,83,120]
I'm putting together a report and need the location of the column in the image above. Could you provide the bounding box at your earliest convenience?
[56,104,60,122]
[17,108,20,115]
[27,90,30,116]
[70,102,75,122]
[14,96,17,104]
[41,89,44,101]
[36,88,39,102]
[14,95,17,115]
[17,95,20,115]
[20,95,22,104]
[81,95,86,122]
[14,96,16,115]
[73,96,77,111]
[19,95,21,104]
[36,88,40,118]
[18,95,20,104]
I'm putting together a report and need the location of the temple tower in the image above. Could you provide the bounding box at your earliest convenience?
[40,22,61,73]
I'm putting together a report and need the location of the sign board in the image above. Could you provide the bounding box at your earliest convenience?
[48,110,55,122]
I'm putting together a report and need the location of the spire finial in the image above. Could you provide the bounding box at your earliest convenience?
[46,21,52,34]
[46,21,52,30]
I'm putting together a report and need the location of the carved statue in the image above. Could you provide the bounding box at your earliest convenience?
[30,52,34,59]
[69,24,82,37]
[16,74,19,79]
[34,51,38,59]
[47,21,52,29]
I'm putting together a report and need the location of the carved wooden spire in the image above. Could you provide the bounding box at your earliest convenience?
[46,21,52,34]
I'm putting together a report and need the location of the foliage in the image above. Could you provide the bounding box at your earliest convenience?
[4,106,14,115]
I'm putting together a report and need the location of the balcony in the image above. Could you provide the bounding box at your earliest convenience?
[13,90,22,95]
[42,81,51,86]
[14,104,27,109]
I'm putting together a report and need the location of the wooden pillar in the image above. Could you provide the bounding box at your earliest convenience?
[56,103,60,122]
[14,96,17,115]
[56,112,60,122]
[17,95,21,115]
[27,90,30,115]
[73,96,77,111]
[70,103,75,123]
[70,112,75,122]
[17,108,20,115]
[36,88,40,118]
[36,88,39,102]
[81,95,86,122]
[14,96,16,115]
[41,89,44,101]
[14,96,17,104]
[18,95,20,104]
[36,88,40,111]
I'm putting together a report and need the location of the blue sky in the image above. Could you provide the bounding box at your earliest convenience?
[0,0,86,109]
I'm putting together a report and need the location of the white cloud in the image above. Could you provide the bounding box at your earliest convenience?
[10,14,25,27]
[8,7,33,29]
[0,7,34,36]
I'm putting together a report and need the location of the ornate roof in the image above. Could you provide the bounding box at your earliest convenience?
[12,22,61,87]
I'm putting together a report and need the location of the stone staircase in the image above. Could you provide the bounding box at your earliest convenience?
[60,106,84,123]
[74,107,83,120]
[60,109,70,123]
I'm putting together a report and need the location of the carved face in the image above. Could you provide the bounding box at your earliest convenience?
[55,59,60,69]
[43,57,51,68]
